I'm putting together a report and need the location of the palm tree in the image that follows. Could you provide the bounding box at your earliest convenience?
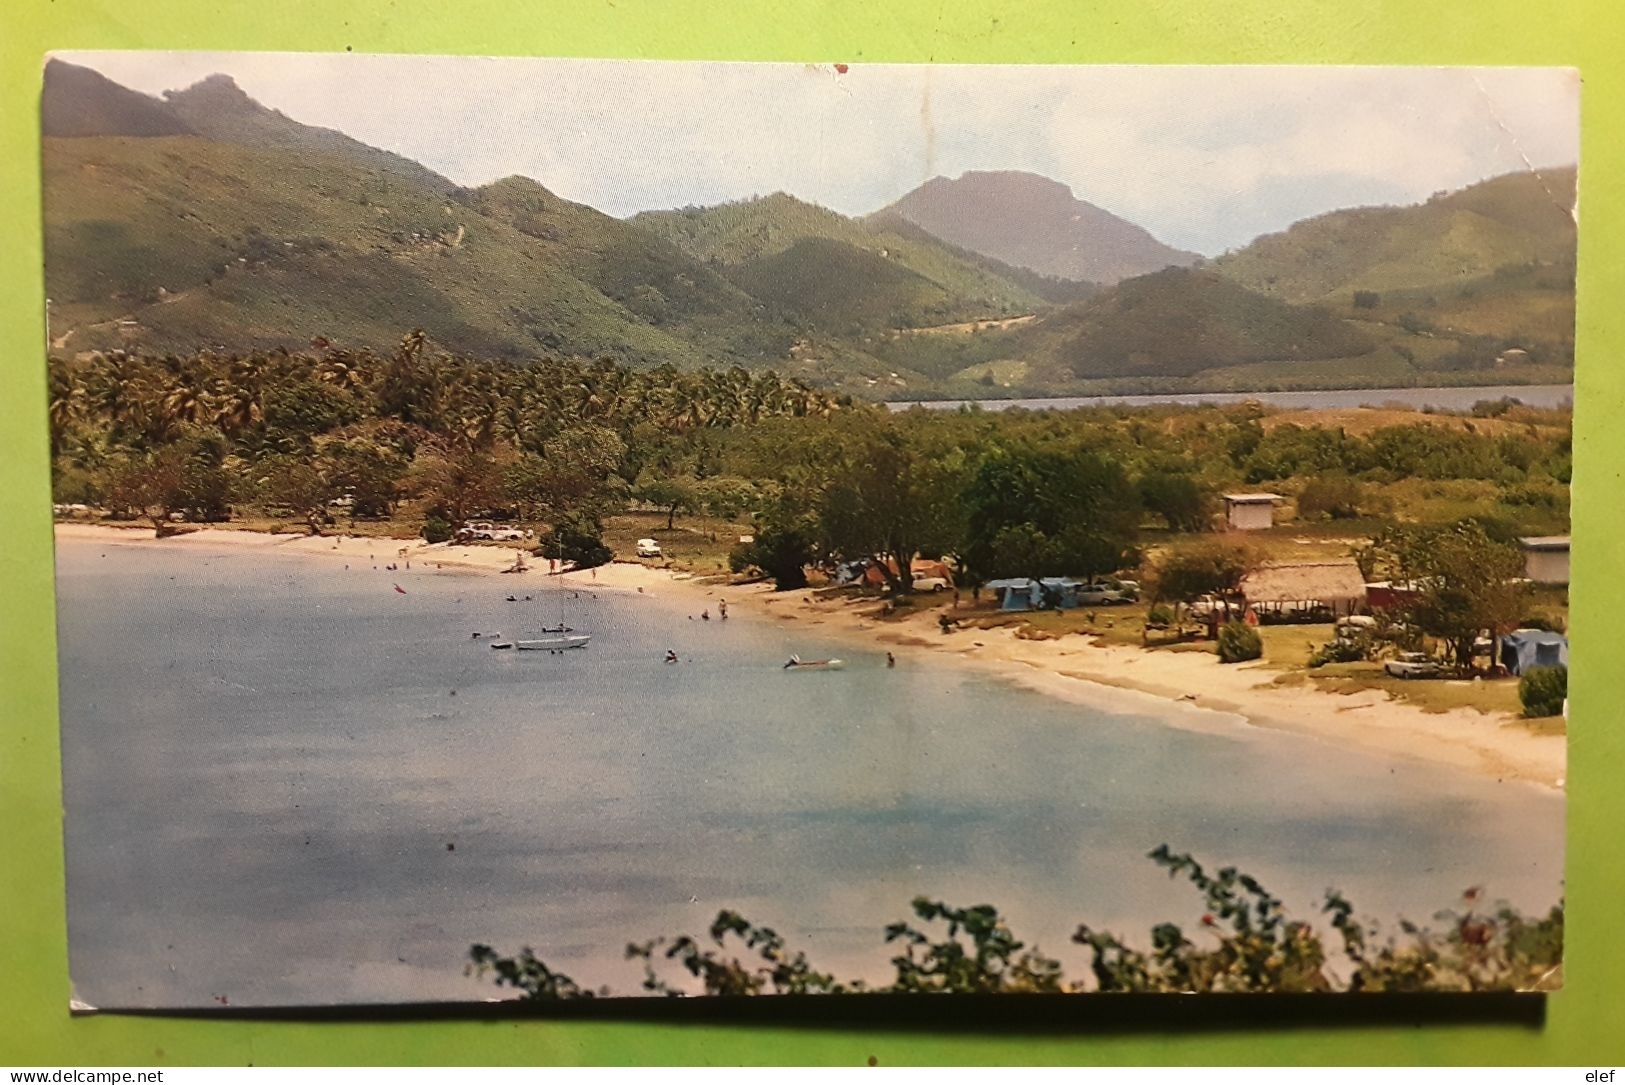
[47,366,86,456]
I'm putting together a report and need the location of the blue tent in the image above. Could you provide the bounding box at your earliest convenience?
[1038,577,1084,609]
[1499,629,1568,675]
[984,578,1040,611]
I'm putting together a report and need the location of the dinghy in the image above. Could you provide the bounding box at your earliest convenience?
[783,654,844,670]
[516,634,592,651]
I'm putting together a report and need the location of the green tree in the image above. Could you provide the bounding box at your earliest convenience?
[320,439,406,519]
[1139,470,1210,532]
[962,447,1140,582]
[105,447,190,533]
[1360,521,1528,669]
[508,426,627,521]
[538,512,613,570]
[733,495,820,590]
[819,429,964,593]
[1297,475,1363,520]
[1148,542,1257,616]
[633,476,698,530]
[261,455,336,535]
[419,446,508,528]
[105,435,233,530]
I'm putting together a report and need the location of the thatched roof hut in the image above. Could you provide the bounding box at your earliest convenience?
[1240,560,1368,617]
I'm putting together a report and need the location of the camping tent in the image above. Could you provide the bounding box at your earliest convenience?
[1498,629,1568,676]
[984,578,1040,611]
[1038,577,1083,609]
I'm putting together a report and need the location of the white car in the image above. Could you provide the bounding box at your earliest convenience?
[912,576,950,592]
[459,521,529,542]
[636,538,663,558]
[1075,583,1132,606]
[1384,652,1442,679]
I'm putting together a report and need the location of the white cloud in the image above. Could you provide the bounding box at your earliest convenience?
[56,53,1578,256]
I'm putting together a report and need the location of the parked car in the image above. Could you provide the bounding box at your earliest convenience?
[912,576,950,592]
[459,521,529,542]
[1075,583,1132,606]
[636,538,663,558]
[1335,615,1378,640]
[1384,652,1442,679]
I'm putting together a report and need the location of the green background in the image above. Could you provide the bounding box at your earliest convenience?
[2,0,1620,1065]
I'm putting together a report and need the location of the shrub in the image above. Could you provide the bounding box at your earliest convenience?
[1297,476,1363,520]
[1519,665,1567,719]
[1146,605,1174,628]
[1217,621,1263,663]
[471,845,1564,996]
[422,515,453,544]
[1138,470,1211,532]
[727,542,757,575]
[1308,637,1367,668]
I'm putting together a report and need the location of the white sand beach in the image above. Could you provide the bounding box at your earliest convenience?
[56,523,1565,790]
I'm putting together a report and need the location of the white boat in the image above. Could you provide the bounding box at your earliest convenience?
[516,634,592,651]
[783,654,844,670]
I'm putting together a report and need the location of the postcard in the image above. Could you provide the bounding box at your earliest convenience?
[43,54,1573,1006]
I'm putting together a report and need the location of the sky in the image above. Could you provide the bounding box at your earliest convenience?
[60,53,1580,256]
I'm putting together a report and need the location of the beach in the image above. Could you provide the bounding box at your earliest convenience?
[55,523,1565,791]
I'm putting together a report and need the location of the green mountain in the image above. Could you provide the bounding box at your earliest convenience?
[42,135,801,366]
[1211,168,1576,361]
[1212,169,1575,305]
[1017,267,1376,380]
[40,63,801,367]
[632,193,1047,333]
[40,61,1575,398]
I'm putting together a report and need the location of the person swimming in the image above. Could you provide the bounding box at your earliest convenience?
[887,651,896,668]
[664,649,679,664]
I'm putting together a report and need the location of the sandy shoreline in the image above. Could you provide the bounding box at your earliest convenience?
[55,522,1565,790]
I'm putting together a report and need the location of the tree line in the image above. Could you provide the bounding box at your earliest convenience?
[49,334,1571,604]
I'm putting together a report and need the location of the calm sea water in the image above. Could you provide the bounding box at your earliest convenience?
[887,384,1575,413]
[55,540,1564,1008]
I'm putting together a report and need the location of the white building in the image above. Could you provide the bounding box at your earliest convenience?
[1519,536,1570,585]
[1223,493,1284,532]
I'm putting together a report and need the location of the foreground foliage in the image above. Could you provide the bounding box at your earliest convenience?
[1519,665,1568,719]
[468,847,1562,998]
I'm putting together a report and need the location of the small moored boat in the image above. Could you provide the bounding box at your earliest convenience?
[783,654,844,670]
[516,634,592,651]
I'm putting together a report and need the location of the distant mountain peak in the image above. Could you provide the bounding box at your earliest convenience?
[164,73,262,115]
[873,170,1198,285]
[42,58,195,138]
[156,69,456,193]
